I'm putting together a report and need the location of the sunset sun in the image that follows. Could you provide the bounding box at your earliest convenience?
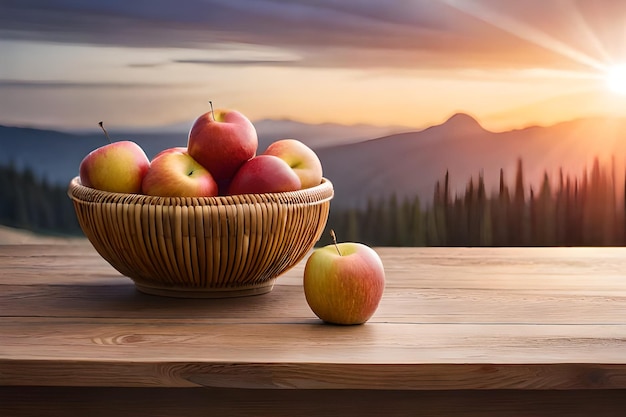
[605,64,626,95]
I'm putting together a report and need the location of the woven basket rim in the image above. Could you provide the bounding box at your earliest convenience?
[68,176,334,207]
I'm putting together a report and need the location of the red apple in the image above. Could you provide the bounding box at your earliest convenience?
[141,147,218,197]
[152,146,188,160]
[187,106,258,181]
[79,123,150,193]
[227,154,301,195]
[303,232,385,325]
[263,139,323,189]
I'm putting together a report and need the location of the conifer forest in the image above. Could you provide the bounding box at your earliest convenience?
[2,157,626,247]
[322,157,626,247]
[0,164,82,236]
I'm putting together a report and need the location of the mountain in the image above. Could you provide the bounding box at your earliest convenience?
[253,119,412,151]
[3,114,626,209]
[0,119,405,188]
[0,127,185,186]
[65,118,413,150]
[317,113,626,208]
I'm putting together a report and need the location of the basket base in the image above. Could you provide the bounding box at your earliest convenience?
[133,279,276,298]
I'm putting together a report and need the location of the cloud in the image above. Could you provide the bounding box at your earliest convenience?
[173,58,299,66]
[0,0,624,71]
[0,79,190,89]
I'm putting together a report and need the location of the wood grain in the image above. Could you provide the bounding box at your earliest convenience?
[2,244,626,396]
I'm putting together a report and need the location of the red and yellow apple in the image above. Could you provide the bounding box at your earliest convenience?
[141,147,218,197]
[263,139,323,189]
[151,146,187,160]
[228,154,301,195]
[187,107,258,181]
[303,234,385,325]
[79,110,327,199]
[79,140,150,194]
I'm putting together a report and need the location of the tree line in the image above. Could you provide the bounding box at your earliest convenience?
[322,157,626,247]
[2,157,625,246]
[0,163,82,236]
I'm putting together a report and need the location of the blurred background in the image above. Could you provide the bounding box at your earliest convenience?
[1,0,626,246]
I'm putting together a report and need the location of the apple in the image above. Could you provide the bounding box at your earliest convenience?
[227,154,301,195]
[303,231,385,325]
[151,146,188,160]
[79,122,150,193]
[187,103,258,181]
[263,139,323,189]
[141,147,218,197]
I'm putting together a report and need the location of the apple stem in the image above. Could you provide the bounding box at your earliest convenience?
[209,100,215,121]
[330,229,342,256]
[98,121,112,144]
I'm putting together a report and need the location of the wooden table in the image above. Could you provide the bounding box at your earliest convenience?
[1,244,626,416]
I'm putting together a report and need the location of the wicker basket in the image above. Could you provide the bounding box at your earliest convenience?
[68,176,333,298]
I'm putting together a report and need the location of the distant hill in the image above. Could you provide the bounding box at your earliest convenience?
[2,114,626,209]
[0,126,184,186]
[317,113,626,208]
[254,119,411,150]
[0,119,403,188]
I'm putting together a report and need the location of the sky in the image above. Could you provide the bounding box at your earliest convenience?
[1,0,626,132]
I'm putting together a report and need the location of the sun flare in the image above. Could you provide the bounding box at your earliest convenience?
[605,64,626,95]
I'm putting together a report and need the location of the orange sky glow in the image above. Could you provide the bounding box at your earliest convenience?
[0,0,625,132]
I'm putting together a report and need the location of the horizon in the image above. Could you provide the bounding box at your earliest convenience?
[4,111,626,137]
[2,1,626,132]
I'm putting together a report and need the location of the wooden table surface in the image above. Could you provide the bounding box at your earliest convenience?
[2,244,626,416]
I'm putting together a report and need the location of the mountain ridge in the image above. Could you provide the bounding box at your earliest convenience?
[2,114,626,208]
[316,114,626,208]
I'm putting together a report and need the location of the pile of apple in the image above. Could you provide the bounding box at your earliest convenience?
[78,106,323,197]
[78,106,386,326]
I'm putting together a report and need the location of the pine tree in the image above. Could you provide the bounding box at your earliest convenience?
[408,195,425,246]
[477,172,492,246]
[509,158,526,245]
[490,168,510,246]
[532,172,556,246]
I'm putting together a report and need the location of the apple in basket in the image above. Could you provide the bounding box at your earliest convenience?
[263,139,323,189]
[187,101,258,182]
[228,154,301,195]
[79,122,150,193]
[141,147,219,197]
[303,231,385,325]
